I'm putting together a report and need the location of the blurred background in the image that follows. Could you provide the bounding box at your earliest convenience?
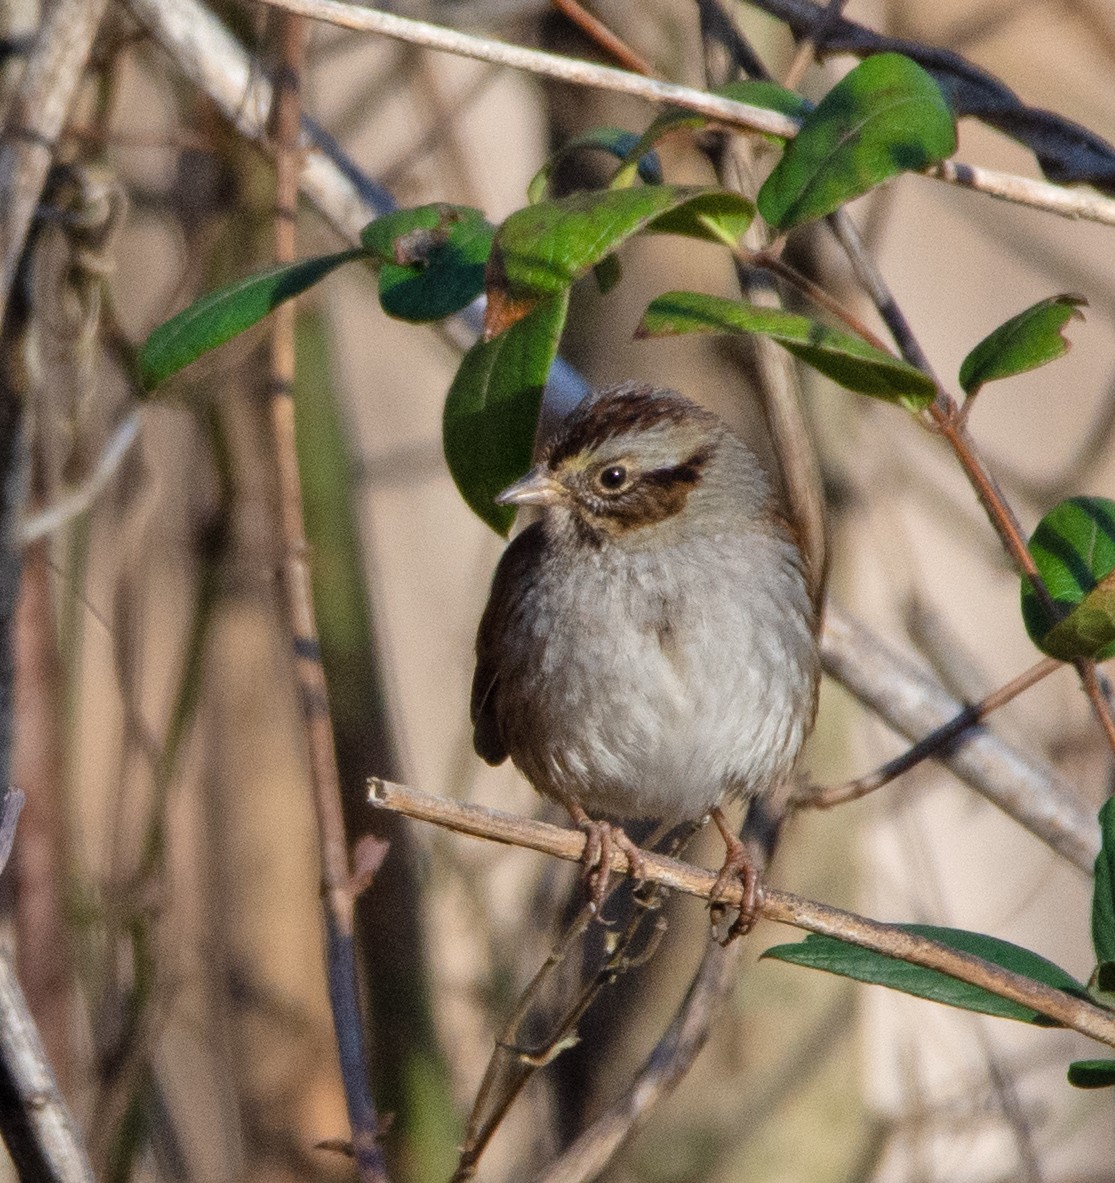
[3,0,1115,1180]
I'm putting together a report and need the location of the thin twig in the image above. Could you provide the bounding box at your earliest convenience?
[530,939,745,1183]
[267,12,388,1182]
[804,656,1062,808]
[781,0,849,90]
[368,779,1115,1045]
[821,605,1097,870]
[550,0,654,75]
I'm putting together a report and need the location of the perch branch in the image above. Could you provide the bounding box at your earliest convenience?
[368,779,1115,1045]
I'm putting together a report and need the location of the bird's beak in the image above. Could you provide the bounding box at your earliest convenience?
[495,467,565,507]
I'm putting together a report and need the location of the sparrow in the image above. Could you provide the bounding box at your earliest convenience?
[471,381,819,935]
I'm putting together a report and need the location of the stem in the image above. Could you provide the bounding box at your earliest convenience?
[268,15,388,1182]
[805,656,1061,808]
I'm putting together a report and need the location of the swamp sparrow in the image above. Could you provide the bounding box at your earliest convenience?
[472,382,819,933]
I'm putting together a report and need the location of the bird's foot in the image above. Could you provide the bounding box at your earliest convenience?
[570,808,646,914]
[708,806,765,944]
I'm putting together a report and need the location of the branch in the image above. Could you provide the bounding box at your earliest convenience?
[267,12,389,1181]
[822,605,1098,872]
[368,779,1115,1046]
[249,0,1115,228]
[805,654,1061,808]
[0,790,94,1183]
[530,940,745,1183]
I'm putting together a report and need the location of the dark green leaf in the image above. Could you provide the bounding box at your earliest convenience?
[593,254,622,294]
[486,186,754,331]
[527,128,662,204]
[1097,960,1115,992]
[637,290,935,407]
[758,53,957,230]
[959,294,1086,396]
[444,292,569,535]
[1020,497,1115,660]
[139,249,364,389]
[1094,800,1115,965]
[361,204,494,323]
[763,924,1088,1023]
[1068,1060,1115,1089]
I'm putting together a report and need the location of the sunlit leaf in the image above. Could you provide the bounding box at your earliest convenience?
[140,249,364,389]
[763,925,1088,1023]
[484,186,754,336]
[758,53,956,230]
[444,292,569,535]
[361,204,494,322]
[1020,497,1115,660]
[959,294,1086,396]
[637,289,935,407]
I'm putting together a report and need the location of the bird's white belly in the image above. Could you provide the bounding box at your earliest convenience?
[515,544,813,824]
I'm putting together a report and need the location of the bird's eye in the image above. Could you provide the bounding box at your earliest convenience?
[597,465,628,492]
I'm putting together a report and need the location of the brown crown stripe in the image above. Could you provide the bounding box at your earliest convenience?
[546,386,717,467]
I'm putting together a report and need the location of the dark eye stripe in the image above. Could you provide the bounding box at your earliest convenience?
[597,443,716,532]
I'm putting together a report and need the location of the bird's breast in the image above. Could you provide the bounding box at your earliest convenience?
[502,534,816,824]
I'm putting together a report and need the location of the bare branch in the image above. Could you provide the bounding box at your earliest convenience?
[821,606,1098,871]
[0,952,94,1183]
[267,13,389,1180]
[805,655,1061,808]
[367,779,1115,1045]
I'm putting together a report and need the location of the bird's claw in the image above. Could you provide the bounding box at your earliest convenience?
[573,815,646,915]
[708,806,765,944]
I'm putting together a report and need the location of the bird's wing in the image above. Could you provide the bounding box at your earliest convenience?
[471,522,545,766]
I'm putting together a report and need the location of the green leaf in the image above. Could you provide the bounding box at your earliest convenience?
[959,294,1087,396]
[637,290,935,408]
[758,53,957,230]
[1068,1059,1115,1089]
[139,249,364,389]
[527,128,662,204]
[763,925,1088,1024]
[444,292,569,535]
[485,186,754,333]
[1094,799,1115,965]
[361,204,494,323]
[1020,497,1115,660]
